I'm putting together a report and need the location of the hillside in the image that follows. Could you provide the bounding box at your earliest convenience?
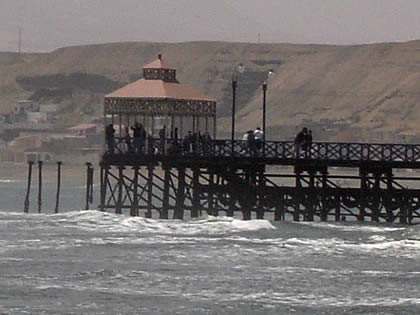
[0,40,419,142]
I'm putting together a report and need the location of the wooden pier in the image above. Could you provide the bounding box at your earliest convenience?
[99,139,420,224]
[98,54,420,224]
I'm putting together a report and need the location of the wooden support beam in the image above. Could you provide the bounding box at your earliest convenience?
[55,161,62,214]
[274,202,284,221]
[116,166,124,214]
[320,171,328,221]
[293,170,301,221]
[174,168,186,219]
[306,171,315,221]
[38,161,43,213]
[99,164,105,212]
[371,172,381,222]
[191,168,200,218]
[256,171,265,219]
[147,166,154,218]
[131,166,139,216]
[359,170,367,222]
[335,191,341,222]
[208,171,216,216]
[161,167,170,219]
[385,170,395,223]
[400,195,408,224]
[85,162,92,210]
[23,161,34,213]
[227,177,235,217]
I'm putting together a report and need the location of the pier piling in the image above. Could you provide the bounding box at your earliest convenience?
[23,161,34,213]
[55,161,62,213]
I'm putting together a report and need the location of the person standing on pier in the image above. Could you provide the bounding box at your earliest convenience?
[304,129,313,157]
[105,124,115,154]
[131,123,146,154]
[247,130,256,156]
[123,126,133,153]
[240,131,249,154]
[254,127,263,153]
[294,127,307,158]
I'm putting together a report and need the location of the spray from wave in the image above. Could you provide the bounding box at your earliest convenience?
[0,210,276,235]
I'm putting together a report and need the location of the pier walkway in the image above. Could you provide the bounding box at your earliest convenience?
[100,138,420,224]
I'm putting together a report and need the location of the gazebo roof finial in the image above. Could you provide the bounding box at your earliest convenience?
[158,53,162,60]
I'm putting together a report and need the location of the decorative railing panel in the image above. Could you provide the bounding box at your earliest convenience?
[105,137,420,164]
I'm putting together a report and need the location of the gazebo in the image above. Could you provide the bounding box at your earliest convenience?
[103,54,216,152]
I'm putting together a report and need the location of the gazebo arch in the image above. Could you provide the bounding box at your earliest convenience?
[103,54,216,153]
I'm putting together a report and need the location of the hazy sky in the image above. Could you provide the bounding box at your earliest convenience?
[1,0,420,52]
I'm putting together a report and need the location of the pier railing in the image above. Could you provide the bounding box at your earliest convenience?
[108,137,420,164]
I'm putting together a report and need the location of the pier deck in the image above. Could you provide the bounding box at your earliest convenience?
[99,139,420,224]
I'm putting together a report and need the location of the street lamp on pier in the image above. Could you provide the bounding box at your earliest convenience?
[262,70,274,155]
[262,69,274,142]
[231,63,245,156]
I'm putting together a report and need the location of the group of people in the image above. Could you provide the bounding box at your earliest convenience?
[106,123,314,158]
[106,123,213,155]
[105,123,147,154]
[182,130,212,154]
[294,127,313,157]
[241,127,264,155]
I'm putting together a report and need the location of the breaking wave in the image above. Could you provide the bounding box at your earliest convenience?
[0,210,275,235]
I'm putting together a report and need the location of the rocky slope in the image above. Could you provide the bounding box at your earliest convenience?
[0,40,419,142]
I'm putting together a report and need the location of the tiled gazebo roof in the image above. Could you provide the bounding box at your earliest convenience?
[104,54,216,116]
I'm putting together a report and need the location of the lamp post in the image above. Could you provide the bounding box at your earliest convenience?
[262,70,274,143]
[231,63,245,156]
[231,78,237,156]
[262,82,267,141]
[262,70,274,155]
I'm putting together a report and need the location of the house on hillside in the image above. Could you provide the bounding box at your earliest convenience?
[24,151,55,163]
[68,123,97,136]
[14,100,39,114]
[25,103,61,123]
[7,135,42,152]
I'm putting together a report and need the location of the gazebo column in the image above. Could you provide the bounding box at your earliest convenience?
[180,116,184,139]
[213,115,216,139]
[171,115,175,138]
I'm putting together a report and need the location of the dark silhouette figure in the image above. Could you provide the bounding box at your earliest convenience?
[124,126,133,153]
[171,127,179,144]
[201,131,211,155]
[254,127,263,152]
[105,124,115,153]
[183,131,192,153]
[304,129,313,157]
[247,130,256,156]
[131,123,146,154]
[294,127,307,158]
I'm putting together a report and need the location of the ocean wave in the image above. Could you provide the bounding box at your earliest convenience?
[51,210,276,235]
[405,224,420,240]
[298,221,406,233]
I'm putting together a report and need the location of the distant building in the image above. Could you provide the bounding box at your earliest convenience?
[27,111,48,123]
[14,100,39,114]
[68,124,97,136]
[7,135,42,152]
[39,104,61,113]
[24,151,55,163]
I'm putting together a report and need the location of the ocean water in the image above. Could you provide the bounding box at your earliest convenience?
[0,179,420,314]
